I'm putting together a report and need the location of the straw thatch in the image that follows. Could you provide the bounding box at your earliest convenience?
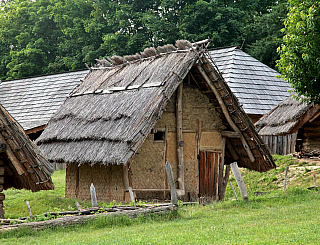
[0,103,54,191]
[255,96,320,136]
[37,42,275,172]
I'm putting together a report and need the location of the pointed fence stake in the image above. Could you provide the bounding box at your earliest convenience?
[165,161,178,206]
[90,183,98,207]
[128,187,135,203]
[230,162,248,201]
[284,166,289,191]
[75,201,81,211]
[26,201,33,219]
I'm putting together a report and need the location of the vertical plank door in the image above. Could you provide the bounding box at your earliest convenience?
[199,151,221,198]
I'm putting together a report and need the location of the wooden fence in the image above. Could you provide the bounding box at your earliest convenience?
[260,133,297,155]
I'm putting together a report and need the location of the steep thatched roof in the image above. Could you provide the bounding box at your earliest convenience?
[37,41,275,172]
[0,103,54,191]
[255,96,320,136]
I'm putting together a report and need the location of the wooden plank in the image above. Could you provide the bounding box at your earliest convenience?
[0,185,3,192]
[0,177,3,185]
[230,162,248,201]
[291,133,297,153]
[0,167,4,175]
[165,161,178,206]
[0,193,4,201]
[0,134,25,175]
[197,65,255,162]
[218,137,226,200]
[176,82,185,192]
[283,135,288,155]
[221,131,240,138]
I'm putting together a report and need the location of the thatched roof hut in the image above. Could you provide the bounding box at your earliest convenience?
[255,97,320,155]
[37,41,274,202]
[0,103,54,191]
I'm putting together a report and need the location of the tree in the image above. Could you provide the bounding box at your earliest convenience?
[277,0,320,104]
[245,1,288,69]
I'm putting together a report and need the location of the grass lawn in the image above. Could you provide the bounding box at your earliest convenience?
[1,156,320,244]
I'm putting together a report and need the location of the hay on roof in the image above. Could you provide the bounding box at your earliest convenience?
[0,104,54,191]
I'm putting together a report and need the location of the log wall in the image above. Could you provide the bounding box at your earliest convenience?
[300,116,320,151]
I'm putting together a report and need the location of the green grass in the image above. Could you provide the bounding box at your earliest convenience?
[1,155,320,244]
[1,189,320,244]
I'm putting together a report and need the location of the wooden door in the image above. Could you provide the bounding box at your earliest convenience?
[199,151,221,198]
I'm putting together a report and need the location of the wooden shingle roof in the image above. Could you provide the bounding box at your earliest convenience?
[209,46,291,115]
[0,70,87,132]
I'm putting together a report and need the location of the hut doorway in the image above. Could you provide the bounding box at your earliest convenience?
[199,150,221,198]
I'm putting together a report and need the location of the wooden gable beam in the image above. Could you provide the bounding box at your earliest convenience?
[196,64,255,162]
[221,131,240,138]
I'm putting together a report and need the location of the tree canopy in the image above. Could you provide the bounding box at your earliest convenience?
[277,0,320,104]
[0,0,286,80]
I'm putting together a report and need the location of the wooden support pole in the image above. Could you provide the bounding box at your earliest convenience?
[128,187,135,203]
[220,165,231,201]
[176,82,185,194]
[217,137,226,201]
[229,181,238,200]
[26,201,33,219]
[284,166,289,191]
[196,65,255,162]
[75,201,81,211]
[313,171,317,187]
[90,183,98,207]
[230,162,248,201]
[165,161,178,206]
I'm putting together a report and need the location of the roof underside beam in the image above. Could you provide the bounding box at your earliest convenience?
[196,62,255,163]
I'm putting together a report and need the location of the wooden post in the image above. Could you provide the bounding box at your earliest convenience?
[128,187,135,203]
[230,162,248,201]
[176,82,185,194]
[26,201,33,219]
[90,183,98,207]
[312,171,317,187]
[0,159,4,219]
[217,136,226,201]
[75,201,81,211]
[165,161,178,206]
[123,164,131,203]
[220,165,231,200]
[284,166,289,191]
[229,181,238,200]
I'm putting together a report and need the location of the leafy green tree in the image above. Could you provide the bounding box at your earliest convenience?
[277,0,320,104]
[245,1,288,69]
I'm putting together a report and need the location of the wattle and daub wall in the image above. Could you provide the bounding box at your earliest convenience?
[65,83,224,202]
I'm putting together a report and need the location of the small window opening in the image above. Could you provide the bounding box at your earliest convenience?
[154,131,165,142]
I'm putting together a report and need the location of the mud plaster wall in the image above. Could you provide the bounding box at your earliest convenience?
[130,84,225,199]
[65,163,124,202]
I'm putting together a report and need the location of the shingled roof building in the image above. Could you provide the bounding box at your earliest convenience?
[255,97,320,155]
[0,70,87,140]
[36,41,275,202]
[210,46,291,122]
[0,103,54,218]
